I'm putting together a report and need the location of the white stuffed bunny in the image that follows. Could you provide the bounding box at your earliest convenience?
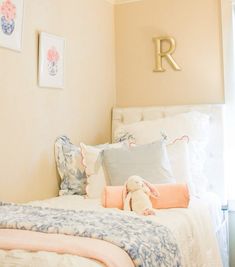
[123,175,159,216]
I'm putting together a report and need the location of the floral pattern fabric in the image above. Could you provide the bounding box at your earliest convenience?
[54,136,87,196]
[0,202,182,267]
[114,129,136,144]
[0,0,16,35]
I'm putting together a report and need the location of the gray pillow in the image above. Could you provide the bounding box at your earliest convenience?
[102,140,175,186]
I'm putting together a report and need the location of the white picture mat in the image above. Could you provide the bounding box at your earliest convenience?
[0,0,24,51]
[39,32,65,89]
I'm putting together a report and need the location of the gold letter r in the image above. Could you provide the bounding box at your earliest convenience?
[153,36,181,72]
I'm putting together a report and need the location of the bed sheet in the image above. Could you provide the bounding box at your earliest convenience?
[0,195,223,267]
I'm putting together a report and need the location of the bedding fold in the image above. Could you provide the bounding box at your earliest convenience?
[0,202,182,267]
[0,229,134,267]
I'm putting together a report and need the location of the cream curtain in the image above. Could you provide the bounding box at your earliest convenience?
[221,0,235,201]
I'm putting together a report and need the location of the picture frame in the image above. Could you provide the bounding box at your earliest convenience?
[0,0,24,51]
[38,32,65,89]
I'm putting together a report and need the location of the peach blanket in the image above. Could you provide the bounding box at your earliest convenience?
[102,184,189,210]
[0,229,134,267]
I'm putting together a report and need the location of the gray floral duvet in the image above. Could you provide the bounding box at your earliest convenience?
[0,202,181,267]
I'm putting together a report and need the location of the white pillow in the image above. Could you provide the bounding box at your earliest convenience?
[115,111,210,146]
[80,142,125,198]
[167,138,195,195]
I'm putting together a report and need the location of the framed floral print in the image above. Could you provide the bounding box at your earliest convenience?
[0,0,24,51]
[38,32,65,89]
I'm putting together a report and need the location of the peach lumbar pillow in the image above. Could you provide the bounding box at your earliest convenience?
[102,183,190,210]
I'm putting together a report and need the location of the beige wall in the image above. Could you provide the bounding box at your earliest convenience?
[115,0,224,107]
[0,0,115,202]
[0,0,225,202]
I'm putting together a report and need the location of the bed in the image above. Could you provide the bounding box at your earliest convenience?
[112,104,228,266]
[0,104,228,267]
[0,195,224,267]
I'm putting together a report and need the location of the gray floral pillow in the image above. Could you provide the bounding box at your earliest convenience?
[55,136,87,196]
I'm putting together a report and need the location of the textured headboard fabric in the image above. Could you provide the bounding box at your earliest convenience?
[112,105,225,200]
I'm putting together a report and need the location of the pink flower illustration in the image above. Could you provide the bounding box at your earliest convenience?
[0,0,16,21]
[47,46,60,76]
[47,46,60,63]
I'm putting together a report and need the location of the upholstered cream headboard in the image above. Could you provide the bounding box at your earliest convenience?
[112,105,225,200]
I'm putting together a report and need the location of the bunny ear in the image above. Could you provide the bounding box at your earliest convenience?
[143,179,159,198]
[122,181,128,207]
[124,192,132,211]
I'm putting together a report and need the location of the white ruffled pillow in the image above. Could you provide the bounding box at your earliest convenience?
[115,111,209,146]
[80,142,125,198]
